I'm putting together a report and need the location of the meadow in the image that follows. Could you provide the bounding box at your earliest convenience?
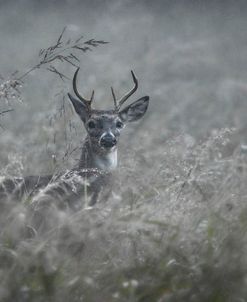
[0,1,247,301]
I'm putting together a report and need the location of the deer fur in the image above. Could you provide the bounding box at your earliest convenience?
[0,68,149,232]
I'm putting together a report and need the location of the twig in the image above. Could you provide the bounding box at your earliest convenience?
[46,66,70,81]
[175,168,193,202]
[0,27,109,121]
[17,27,109,82]
[0,109,14,115]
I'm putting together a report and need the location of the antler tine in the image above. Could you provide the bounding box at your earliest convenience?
[116,70,138,110]
[90,90,95,102]
[73,67,94,110]
[111,87,118,109]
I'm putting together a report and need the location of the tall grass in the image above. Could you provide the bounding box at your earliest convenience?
[0,127,247,302]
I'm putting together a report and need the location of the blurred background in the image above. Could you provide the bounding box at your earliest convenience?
[0,0,247,171]
[1,2,247,301]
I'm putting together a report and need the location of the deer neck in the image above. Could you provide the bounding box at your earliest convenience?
[78,136,118,171]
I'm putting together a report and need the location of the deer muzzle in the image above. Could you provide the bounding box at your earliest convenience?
[99,133,117,148]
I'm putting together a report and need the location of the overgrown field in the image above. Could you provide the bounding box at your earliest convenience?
[1,1,247,301]
[0,128,247,302]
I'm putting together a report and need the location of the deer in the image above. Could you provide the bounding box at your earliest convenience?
[0,68,149,228]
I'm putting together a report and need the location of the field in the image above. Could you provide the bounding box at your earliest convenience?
[1,1,247,301]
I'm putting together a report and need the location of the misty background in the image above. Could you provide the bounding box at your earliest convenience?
[1,0,247,175]
[1,1,247,301]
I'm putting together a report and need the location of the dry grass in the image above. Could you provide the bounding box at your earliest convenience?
[0,14,247,301]
[0,27,108,125]
[0,127,247,302]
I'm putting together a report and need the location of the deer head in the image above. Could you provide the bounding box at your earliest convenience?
[68,68,149,153]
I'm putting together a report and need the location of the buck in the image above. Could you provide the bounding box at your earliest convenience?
[68,68,149,172]
[0,68,149,214]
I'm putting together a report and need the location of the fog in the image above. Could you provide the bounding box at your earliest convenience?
[1,1,247,135]
[1,1,247,301]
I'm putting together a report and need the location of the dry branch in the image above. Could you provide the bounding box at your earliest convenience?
[0,27,109,121]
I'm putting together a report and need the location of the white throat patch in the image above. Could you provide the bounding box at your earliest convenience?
[93,149,118,171]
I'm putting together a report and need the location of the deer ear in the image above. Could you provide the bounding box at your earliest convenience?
[119,96,149,122]
[68,93,88,122]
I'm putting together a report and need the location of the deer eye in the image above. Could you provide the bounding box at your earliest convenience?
[116,121,124,129]
[87,120,96,129]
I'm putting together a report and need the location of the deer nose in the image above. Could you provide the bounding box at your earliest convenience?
[100,133,117,148]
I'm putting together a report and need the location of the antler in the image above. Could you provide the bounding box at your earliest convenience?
[111,70,138,111]
[73,67,94,111]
